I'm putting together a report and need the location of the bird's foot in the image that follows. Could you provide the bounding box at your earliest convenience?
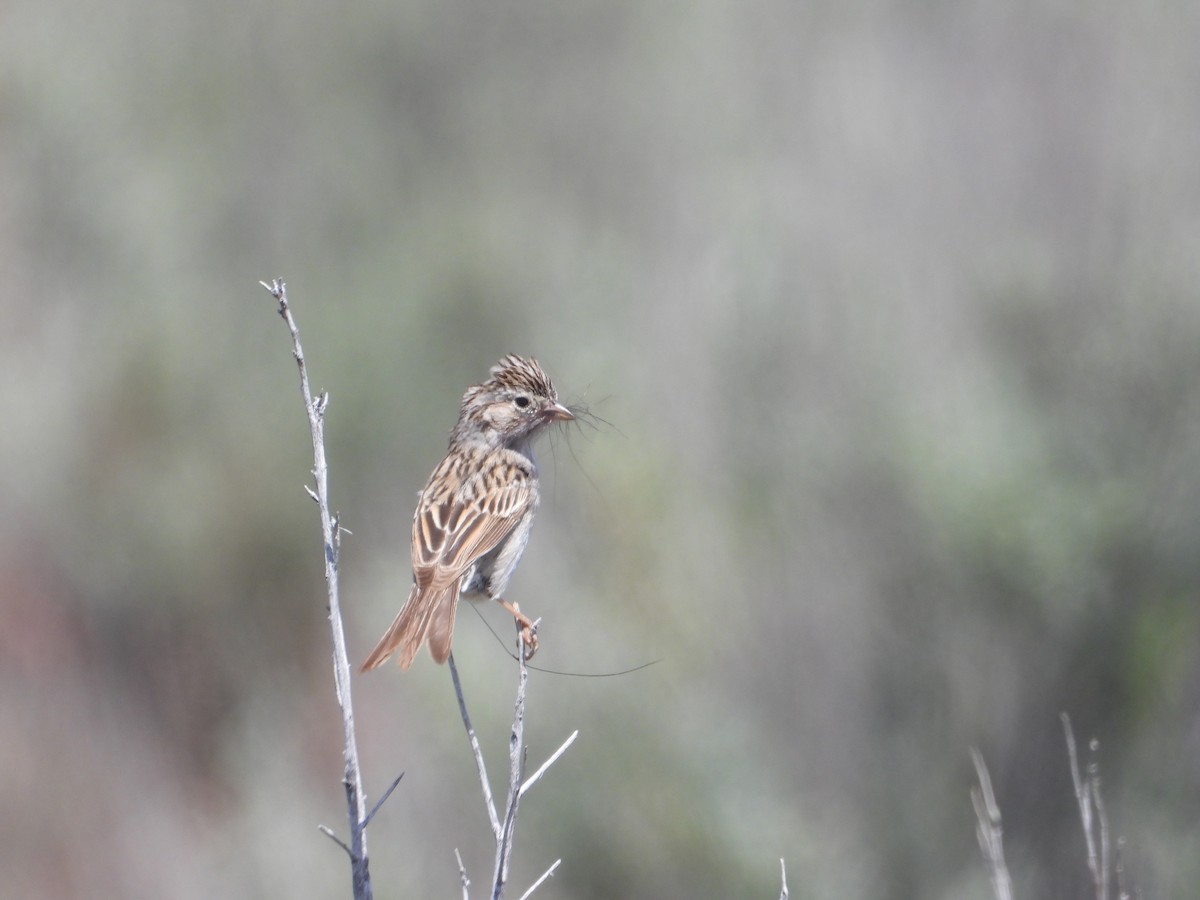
[497,598,539,661]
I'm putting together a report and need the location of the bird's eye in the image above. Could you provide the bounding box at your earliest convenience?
[514,395,531,409]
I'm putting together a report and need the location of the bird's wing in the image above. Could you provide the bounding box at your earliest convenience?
[360,453,536,671]
[412,453,536,593]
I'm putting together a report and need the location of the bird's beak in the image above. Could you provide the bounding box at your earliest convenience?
[545,402,574,423]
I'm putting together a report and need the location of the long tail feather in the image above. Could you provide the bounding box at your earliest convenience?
[425,590,460,664]
[360,584,456,671]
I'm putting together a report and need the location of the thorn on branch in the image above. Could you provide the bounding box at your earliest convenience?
[330,512,352,538]
[305,484,320,503]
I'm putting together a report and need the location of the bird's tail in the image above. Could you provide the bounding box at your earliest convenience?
[360,584,459,672]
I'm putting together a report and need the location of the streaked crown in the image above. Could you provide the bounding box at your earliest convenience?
[485,354,558,399]
[451,355,569,449]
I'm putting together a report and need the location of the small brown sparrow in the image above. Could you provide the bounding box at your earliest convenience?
[360,355,574,671]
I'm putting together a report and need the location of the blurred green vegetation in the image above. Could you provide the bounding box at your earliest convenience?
[3,0,1199,897]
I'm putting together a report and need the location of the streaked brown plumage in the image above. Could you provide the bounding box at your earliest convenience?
[360,355,573,672]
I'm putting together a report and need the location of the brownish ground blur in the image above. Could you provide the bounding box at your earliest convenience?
[3,2,1199,897]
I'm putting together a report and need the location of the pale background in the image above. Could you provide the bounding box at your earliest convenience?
[3,1,1199,898]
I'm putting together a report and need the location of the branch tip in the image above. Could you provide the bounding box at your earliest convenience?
[362,772,405,829]
[455,848,471,900]
[517,859,561,900]
[520,730,578,796]
[318,824,352,858]
[970,747,1013,900]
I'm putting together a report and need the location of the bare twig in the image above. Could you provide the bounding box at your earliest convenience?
[970,747,1015,900]
[520,730,578,797]
[455,848,471,900]
[491,633,531,899]
[363,772,405,830]
[1115,837,1129,900]
[451,625,576,899]
[779,858,789,900]
[262,278,376,900]
[1062,713,1107,900]
[1090,741,1111,900]
[449,652,502,840]
[969,718,1134,900]
[517,859,561,900]
[319,824,352,857]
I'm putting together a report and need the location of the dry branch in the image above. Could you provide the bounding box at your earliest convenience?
[1062,713,1111,900]
[970,747,1015,900]
[449,627,576,899]
[971,718,1136,900]
[262,278,385,900]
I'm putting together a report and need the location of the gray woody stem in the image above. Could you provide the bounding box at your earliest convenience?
[1062,713,1110,900]
[970,747,1015,900]
[262,278,380,900]
[492,636,529,898]
[449,626,575,900]
[449,653,502,840]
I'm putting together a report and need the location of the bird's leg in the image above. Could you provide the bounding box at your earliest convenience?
[496,598,538,660]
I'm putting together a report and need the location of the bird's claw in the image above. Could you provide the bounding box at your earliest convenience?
[500,598,539,661]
